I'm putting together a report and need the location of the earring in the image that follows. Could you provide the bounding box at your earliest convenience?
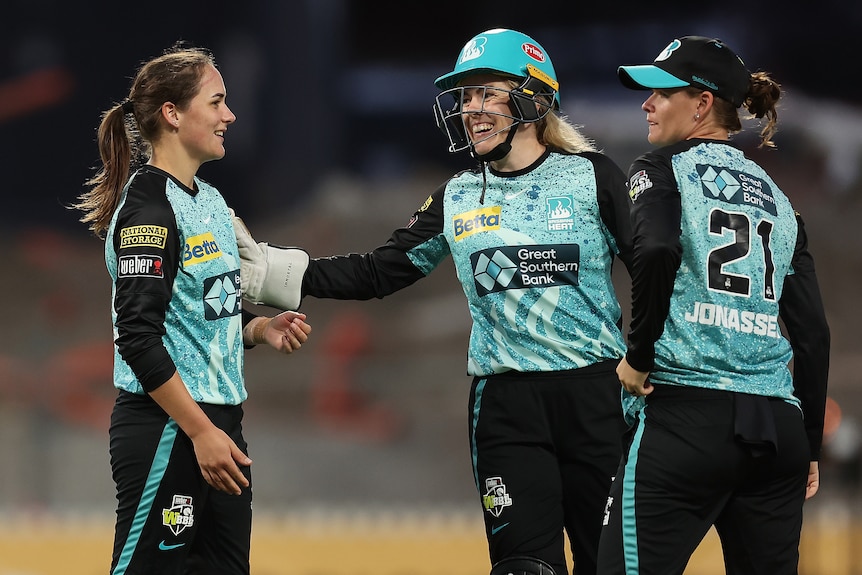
[694,112,701,121]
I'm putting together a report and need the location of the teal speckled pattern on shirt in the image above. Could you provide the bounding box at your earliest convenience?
[107,175,246,405]
[433,152,626,376]
[652,142,797,404]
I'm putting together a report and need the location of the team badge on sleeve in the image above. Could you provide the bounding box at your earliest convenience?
[118,254,163,278]
[119,225,168,249]
[628,170,653,202]
[409,194,435,228]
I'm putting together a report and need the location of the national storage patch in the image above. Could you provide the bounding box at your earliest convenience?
[119,225,168,249]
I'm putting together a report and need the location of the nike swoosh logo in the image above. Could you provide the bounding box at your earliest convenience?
[203,216,211,224]
[491,522,510,535]
[504,188,530,200]
[158,540,186,551]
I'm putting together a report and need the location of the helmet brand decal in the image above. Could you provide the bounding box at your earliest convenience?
[521,43,545,63]
[526,64,559,91]
[459,37,487,65]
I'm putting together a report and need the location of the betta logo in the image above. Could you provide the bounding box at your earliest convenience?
[452,206,501,241]
[183,232,222,267]
[522,43,545,63]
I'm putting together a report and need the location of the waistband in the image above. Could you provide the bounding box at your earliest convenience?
[477,359,619,384]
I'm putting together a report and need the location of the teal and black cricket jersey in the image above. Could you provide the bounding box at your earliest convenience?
[106,164,245,402]
[303,148,632,375]
[623,138,829,452]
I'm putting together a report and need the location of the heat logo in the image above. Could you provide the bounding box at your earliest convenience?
[655,39,682,62]
[459,37,487,64]
[546,195,574,231]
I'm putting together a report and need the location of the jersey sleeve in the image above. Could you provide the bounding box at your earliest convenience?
[587,151,634,272]
[778,211,830,459]
[302,183,447,300]
[111,180,180,392]
[625,152,683,372]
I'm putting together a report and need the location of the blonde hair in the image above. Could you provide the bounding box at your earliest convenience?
[539,112,597,154]
[500,78,597,154]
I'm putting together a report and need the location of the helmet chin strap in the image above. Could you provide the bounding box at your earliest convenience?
[470,121,519,163]
[470,122,519,204]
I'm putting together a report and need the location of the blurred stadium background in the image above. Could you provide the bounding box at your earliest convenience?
[2,1,861,573]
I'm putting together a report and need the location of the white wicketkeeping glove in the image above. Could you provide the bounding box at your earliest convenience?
[232,212,309,311]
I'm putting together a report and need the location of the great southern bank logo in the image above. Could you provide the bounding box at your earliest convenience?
[203,270,241,320]
[471,244,580,295]
[698,164,777,216]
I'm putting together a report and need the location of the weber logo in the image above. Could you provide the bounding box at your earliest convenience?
[118,254,164,278]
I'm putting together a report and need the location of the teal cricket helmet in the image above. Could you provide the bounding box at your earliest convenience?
[434,28,560,107]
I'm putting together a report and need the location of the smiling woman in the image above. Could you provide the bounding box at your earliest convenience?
[68,42,312,575]
[230,27,635,575]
